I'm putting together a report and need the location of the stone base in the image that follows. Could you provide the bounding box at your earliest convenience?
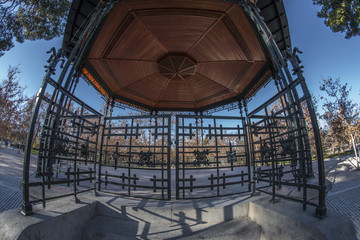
[0,193,356,240]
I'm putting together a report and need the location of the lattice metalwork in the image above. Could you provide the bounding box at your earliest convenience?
[99,115,171,199]
[175,115,251,199]
[21,0,120,214]
[247,82,314,206]
[28,73,101,209]
[21,0,326,218]
[240,2,326,217]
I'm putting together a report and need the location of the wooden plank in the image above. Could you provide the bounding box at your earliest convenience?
[134,9,222,18]
[196,61,248,89]
[234,61,266,93]
[88,58,122,91]
[226,5,266,61]
[114,89,157,107]
[126,73,168,99]
[159,79,196,102]
[196,92,237,108]
[88,2,130,58]
[155,100,197,109]
[140,14,217,52]
[107,60,158,88]
[125,0,232,12]
[187,74,229,102]
[189,20,247,61]
[107,17,168,60]
[101,13,136,59]
[222,16,253,60]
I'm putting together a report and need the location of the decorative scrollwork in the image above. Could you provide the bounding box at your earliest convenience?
[260,141,272,160]
[80,142,90,158]
[226,151,237,163]
[193,150,210,166]
[138,151,154,167]
[54,136,70,155]
[112,151,121,161]
[46,47,57,63]
[286,47,304,74]
[280,137,296,158]
[279,136,300,178]
[293,47,303,64]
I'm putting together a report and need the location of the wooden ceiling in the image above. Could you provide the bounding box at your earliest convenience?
[87,0,269,111]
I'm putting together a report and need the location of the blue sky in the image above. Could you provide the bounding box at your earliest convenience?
[284,1,360,104]
[0,0,359,112]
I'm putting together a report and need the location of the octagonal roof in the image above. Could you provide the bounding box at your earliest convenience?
[63,0,291,111]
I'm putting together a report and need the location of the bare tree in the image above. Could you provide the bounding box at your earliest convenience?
[319,77,360,167]
[0,66,25,142]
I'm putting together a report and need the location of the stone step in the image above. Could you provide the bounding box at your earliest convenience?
[95,200,250,225]
[1,193,357,240]
[83,214,262,240]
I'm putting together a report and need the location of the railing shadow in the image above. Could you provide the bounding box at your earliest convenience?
[96,193,253,239]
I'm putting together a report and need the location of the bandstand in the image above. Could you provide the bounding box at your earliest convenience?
[22,0,327,220]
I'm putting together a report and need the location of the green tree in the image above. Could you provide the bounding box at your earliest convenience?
[0,0,71,57]
[313,0,360,38]
[319,77,360,167]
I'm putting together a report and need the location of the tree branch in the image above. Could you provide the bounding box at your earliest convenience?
[0,1,20,23]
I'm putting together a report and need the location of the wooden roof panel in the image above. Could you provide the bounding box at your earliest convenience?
[88,59,122,92]
[107,60,158,88]
[125,0,232,12]
[107,17,167,60]
[159,79,195,102]
[155,101,197,109]
[85,0,272,111]
[114,89,157,107]
[196,91,237,108]
[196,61,248,89]
[234,61,266,93]
[64,0,291,57]
[88,2,131,58]
[226,5,265,61]
[189,20,247,62]
[139,14,217,52]
[126,74,169,99]
[187,74,229,102]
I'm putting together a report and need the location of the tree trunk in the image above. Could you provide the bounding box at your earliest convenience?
[350,134,359,170]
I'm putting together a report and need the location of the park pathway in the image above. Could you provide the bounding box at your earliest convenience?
[320,155,360,239]
[0,147,36,212]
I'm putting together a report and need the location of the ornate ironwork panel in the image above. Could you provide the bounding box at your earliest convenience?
[99,115,171,200]
[176,115,251,199]
[31,77,101,207]
[247,81,314,208]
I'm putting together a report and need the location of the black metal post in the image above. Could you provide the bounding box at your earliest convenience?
[286,49,327,217]
[98,99,110,191]
[22,49,64,216]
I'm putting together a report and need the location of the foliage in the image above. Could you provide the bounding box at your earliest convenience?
[319,77,359,149]
[0,66,47,145]
[0,66,25,139]
[11,93,35,144]
[323,148,355,159]
[301,97,317,155]
[313,0,360,38]
[0,0,71,57]
[31,92,48,148]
